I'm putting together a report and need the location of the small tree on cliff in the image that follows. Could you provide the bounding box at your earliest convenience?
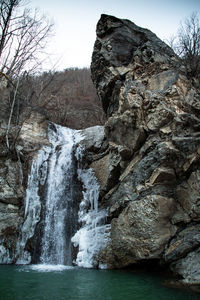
[0,0,53,78]
[172,12,200,78]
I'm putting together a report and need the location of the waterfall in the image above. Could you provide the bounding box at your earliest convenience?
[16,147,51,264]
[15,123,110,268]
[40,125,78,265]
[71,166,110,268]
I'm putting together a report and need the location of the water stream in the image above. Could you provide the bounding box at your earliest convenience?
[40,125,77,266]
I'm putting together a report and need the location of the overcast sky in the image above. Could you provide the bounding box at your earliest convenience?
[31,0,200,71]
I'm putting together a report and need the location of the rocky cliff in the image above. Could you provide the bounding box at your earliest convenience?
[0,111,49,262]
[90,14,200,284]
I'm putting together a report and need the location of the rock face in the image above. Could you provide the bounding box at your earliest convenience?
[0,111,49,263]
[91,14,200,283]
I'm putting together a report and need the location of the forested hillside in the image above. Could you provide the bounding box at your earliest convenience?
[0,68,106,133]
[19,68,106,129]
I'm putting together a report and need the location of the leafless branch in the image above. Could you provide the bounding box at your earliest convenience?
[170,12,200,78]
[0,0,54,78]
[6,76,20,149]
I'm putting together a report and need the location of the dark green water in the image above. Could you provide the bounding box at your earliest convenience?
[0,265,199,300]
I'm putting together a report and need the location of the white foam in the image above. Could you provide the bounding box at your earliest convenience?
[29,264,74,272]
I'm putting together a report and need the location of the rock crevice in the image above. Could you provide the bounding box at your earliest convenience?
[91,14,200,284]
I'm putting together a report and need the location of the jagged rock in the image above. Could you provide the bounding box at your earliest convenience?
[0,202,23,263]
[0,110,49,263]
[173,171,200,223]
[0,159,24,205]
[80,127,122,195]
[78,125,108,165]
[90,154,110,189]
[105,110,146,151]
[91,14,177,116]
[18,111,49,152]
[170,248,200,284]
[91,14,200,283]
[79,126,105,149]
[164,225,200,264]
[79,125,107,153]
[0,12,200,286]
[103,195,177,268]
[90,149,120,194]
[148,167,176,185]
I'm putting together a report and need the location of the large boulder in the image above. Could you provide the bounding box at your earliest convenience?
[91,14,200,283]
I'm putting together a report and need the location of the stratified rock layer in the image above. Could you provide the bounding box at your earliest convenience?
[91,14,200,283]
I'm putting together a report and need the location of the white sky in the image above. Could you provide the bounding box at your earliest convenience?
[31,0,200,71]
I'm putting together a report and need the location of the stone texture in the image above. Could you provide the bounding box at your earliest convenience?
[18,111,49,152]
[90,154,110,190]
[78,125,108,165]
[0,13,200,285]
[91,14,177,116]
[79,126,105,151]
[0,110,49,263]
[0,202,23,263]
[171,248,200,284]
[0,159,24,205]
[91,14,200,283]
[164,225,200,264]
[108,195,177,268]
[173,170,200,223]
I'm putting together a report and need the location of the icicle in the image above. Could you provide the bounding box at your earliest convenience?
[16,147,51,264]
[71,148,110,268]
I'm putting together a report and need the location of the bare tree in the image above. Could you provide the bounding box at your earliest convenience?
[0,0,54,153]
[0,0,53,78]
[173,12,200,78]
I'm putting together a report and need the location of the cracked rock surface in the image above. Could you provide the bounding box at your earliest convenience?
[91,14,200,283]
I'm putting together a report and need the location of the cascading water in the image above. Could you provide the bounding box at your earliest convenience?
[16,147,51,264]
[72,145,110,268]
[71,168,110,268]
[15,123,110,268]
[40,125,79,266]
